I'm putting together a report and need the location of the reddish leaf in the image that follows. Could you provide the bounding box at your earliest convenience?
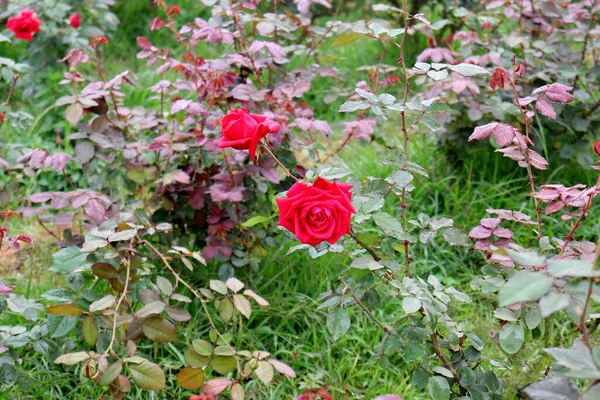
[202,378,233,395]
[536,97,556,120]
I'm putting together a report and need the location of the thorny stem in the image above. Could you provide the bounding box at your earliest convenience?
[579,241,600,354]
[260,143,299,181]
[573,31,589,89]
[141,238,243,375]
[2,75,18,107]
[509,59,543,239]
[397,0,412,275]
[430,332,460,381]
[104,262,131,357]
[349,230,381,261]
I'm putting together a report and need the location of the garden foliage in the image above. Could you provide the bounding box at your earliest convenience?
[1,0,600,399]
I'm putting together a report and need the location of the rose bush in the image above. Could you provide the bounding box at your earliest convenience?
[1,0,600,399]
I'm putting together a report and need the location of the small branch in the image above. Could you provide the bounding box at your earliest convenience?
[350,229,381,261]
[261,143,299,182]
[104,262,131,356]
[2,75,19,107]
[431,332,460,380]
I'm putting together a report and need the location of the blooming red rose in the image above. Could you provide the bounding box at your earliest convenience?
[69,13,81,29]
[217,108,281,161]
[6,10,41,42]
[276,178,355,246]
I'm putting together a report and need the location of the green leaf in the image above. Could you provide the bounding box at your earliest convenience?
[539,290,570,317]
[499,322,524,354]
[217,298,234,322]
[498,270,553,307]
[82,316,99,346]
[54,351,92,365]
[50,246,88,275]
[255,361,274,385]
[184,348,209,368]
[46,303,84,317]
[524,377,579,400]
[142,317,178,343]
[232,295,252,319]
[327,309,350,340]
[211,356,237,375]
[176,367,205,390]
[91,262,117,279]
[411,369,429,390]
[99,362,122,386]
[136,301,165,318]
[428,376,450,400]
[156,276,173,296]
[47,315,77,338]
[331,32,363,47]
[544,347,600,379]
[448,63,490,76]
[89,295,117,313]
[192,339,214,356]
[402,296,422,314]
[548,259,600,277]
[459,367,476,389]
[242,215,273,227]
[372,212,416,242]
[128,359,166,390]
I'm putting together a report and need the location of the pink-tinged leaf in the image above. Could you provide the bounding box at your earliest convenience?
[172,171,190,184]
[136,36,151,50]
[72,194,90,209]
[209,183,245,202]
[535,188,560,202]
[468,225,493,239]
[493,123,515,147]
[543,83,575,103]
[486,209,532,223]
[480,218,501,229]
[85,199,106,223]
[374,396,403,400]
[189,188,205,210]
[468,122,498,141]
[29,192,54,203]
[75,141,95,164]
[243,289,269,306]
[202,378,233,395]
[536,97,556,120]
[517,96,537,106]
[493,227,514,238]
[474,239,492,251]
[267,359,296,378]
[545,200,565,214]
[528,149,548,170]
[260,167,281,184]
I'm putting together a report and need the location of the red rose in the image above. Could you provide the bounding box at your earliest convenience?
[594,141,600,157]
[6,10,41,42]
[217,108,281,161]
[69,13,81,29]
[276,178,355,246]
